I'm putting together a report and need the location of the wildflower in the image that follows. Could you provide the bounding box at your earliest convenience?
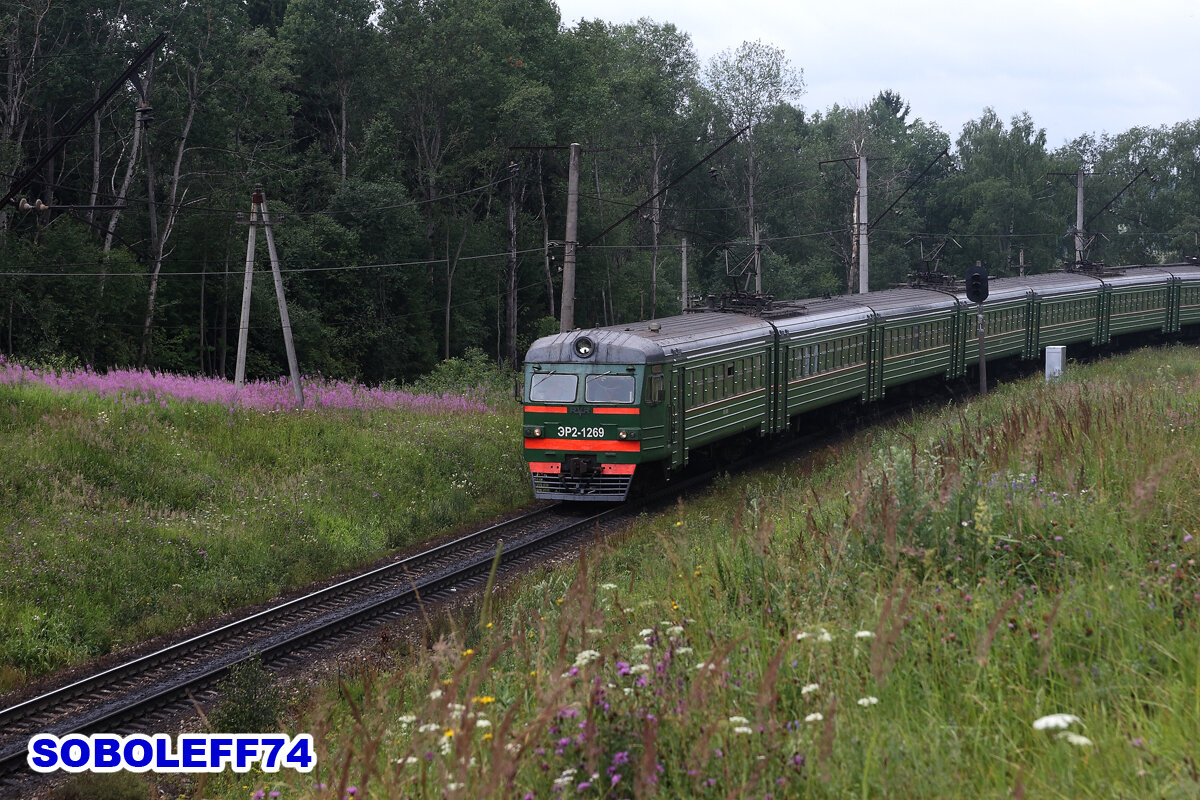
[601,583,618,590]
[629,664,651,675]
[632,644,652,652]
[475,719,492,728]
[473,696,495,705]
[854,630,875,639]
[795,631,810,641]
[417,723,440,733]
[428,689,443,700]
[573,649,601,668]
[857,696,879,707]
[398,714,417,725]
[801,683,819,695]
[728,715,750,725]
[443,729,455,738]
[817,629,833,642]
[676,646,694,655]
[1032,713,1081,730]
[1056,731,1093,746]
[804,713,823,723]
[667,625,684,636]
[639,628,655,637]
[462,649,474,657]
[733,726,754,735]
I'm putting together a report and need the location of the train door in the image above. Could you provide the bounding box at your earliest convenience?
[669,365,685,469]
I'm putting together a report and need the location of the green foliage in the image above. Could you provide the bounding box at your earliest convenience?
[0,382,528,682]
[407,347,520,406]
[217,346,1200,799]
[209,658,284,733]
[4,0,1199,384]
[58,772,149,800]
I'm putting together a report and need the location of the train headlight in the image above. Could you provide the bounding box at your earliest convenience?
[573,336,595,358]
[618,430,627,439]
[524,426,544,437]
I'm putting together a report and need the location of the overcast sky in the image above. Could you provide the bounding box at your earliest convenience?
[553,0,1198,148]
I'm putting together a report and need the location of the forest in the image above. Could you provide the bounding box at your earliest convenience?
[3,0,1200,382]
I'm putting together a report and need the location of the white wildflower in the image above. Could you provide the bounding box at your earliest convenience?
[733,726,754,735]
[796,631,810,641]
[573,649,601,667]
[667,626,684,636]
[1056,731,1094,746]
[728,715,750,725]
[417,723,440,734]
[632,644,652,652]
[639,628,655,637]
[675,646,694,655]
[801,683,820,695]
[398,714,417,726]
[475,719,492,728]
[630,664,651,674]
[854,630,876,639]
[586,627,604,635]
[817,629,833,643]
[428,689,443,700]
[601,583,618,590]
[804,712,823,723]
[857,696,879,707]
[1032,713,1081,731]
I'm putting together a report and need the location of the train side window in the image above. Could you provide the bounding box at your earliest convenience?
[645,373,664,404]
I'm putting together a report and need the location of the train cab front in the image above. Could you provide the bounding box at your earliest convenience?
[522,330,663,502]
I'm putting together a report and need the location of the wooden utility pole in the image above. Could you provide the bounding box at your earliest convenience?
[560,142,581,332]
[234,195,257,389]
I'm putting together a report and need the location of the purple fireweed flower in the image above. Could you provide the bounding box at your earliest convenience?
[0,357,490,413]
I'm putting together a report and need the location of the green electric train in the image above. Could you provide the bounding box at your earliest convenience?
[522,261,1200,501]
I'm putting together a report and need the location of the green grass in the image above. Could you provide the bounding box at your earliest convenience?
[0,384,530,688]
[210,346,1199,799]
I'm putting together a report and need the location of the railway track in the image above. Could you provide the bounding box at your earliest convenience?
[0,501,640,788]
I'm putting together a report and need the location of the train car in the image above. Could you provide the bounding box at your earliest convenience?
[523,261,1200,501]
[522,313,775,500]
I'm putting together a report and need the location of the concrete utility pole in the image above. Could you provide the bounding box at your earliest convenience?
[681,237,688,312]
[858,154,869,293]
[234,188,303,407]
[1075,166,1086,265]
[234,196,257,389]
[560,142,581,333]
[753,224,762,294]
[260,195,303,408]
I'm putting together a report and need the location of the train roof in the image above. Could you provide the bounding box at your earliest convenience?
[523,261,1200,365]
[525,312,776,364]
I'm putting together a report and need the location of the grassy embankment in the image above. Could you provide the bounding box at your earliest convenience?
[0,360,529,692]
[214,346,1199,799]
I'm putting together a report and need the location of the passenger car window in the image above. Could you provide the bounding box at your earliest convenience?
[585,374,636,404]
[529,373,578,403]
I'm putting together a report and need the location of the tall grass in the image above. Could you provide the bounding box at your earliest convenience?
[219,346,1199,799]
[0,365,529,690]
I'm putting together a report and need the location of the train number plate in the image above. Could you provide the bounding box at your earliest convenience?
[556,425,606,438]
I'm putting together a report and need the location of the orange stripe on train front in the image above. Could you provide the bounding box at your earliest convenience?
[524,405,567,413]
[524,438,641,452]
[593,407,640,415]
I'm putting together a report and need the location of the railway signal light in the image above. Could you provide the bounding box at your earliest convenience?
[965,264,989,304]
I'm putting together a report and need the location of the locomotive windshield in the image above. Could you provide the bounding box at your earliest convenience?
[584,374,635,404]
[529,373,578,403]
